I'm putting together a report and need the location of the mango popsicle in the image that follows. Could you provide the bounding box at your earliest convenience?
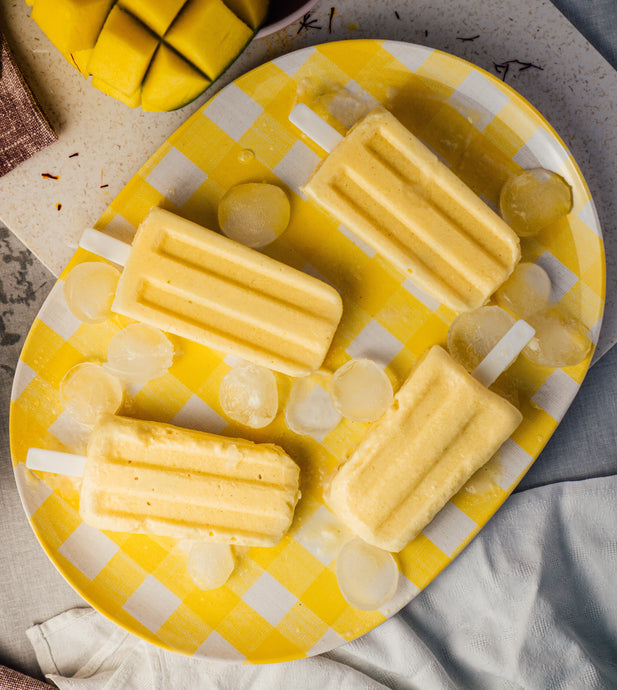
[300,106,520,312]
[84,415,300,545]
[327,345,523,552]
[111,207,343,377]
[28,415,301,546]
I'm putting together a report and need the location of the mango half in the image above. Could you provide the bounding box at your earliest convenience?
[26,0,269,111]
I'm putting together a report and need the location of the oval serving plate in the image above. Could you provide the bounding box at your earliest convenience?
[9,40,604,663]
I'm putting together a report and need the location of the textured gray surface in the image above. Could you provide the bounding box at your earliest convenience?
[518,338,617,491]
[0,228,85,678]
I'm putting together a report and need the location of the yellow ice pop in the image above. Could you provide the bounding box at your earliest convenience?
[298,106,520,312]
[111,207,343,377]
[83,415,300,545]
[327,345,523,552]
[28,415,301,546]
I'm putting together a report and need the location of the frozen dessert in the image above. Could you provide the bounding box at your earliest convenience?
[112,207,343,377]
[327,345,522,552]
[302,107,520,312]
[80,414,300,546]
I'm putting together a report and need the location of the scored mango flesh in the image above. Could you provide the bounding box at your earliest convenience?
[27,0,269,111]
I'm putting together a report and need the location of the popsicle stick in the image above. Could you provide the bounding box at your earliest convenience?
[79,228,131,266]
[289,104,343,153]
[472,320,535,387]
[26,447,86,477]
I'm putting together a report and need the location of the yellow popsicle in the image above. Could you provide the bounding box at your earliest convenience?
[111,207,343,376]
[327,346,522,552]
[303,107,520,312]
[80,414,300,546]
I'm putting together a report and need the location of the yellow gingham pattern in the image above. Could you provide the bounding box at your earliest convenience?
[10,40,605,662]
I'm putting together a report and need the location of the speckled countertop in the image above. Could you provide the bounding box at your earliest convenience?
[1,0,617,360]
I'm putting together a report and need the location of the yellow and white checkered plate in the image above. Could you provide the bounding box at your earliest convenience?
[9,41,605,663]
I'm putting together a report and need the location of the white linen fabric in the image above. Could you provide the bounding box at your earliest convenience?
[27,475,617,690]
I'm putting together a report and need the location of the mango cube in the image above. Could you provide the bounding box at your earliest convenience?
[87,6,158,96]
[70,49,94,77]
[142,45,211,112]
[224,0,269,29]
[31,0,113,57]
[92,76,141,108]
[119,0,186,35]
[27,0,270,111]
[166,0,252,79]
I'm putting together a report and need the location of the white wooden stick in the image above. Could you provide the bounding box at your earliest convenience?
[79,228,131,266]
[26,448,87,477]
[289,104,344,153]
[472,319,535,387]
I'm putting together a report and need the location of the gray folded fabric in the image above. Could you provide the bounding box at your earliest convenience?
[550,0,617,69]
[0,31,56,177]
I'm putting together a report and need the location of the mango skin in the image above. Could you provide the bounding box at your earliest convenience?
[26,0,269,111]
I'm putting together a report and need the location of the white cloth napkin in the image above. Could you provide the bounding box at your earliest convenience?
[27,476,617,690]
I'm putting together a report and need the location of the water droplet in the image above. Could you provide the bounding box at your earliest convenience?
[238,148,255,163]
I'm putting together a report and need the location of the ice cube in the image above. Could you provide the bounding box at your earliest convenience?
[336,538,399,611]
[447,306,517,372]
[495,262,552,318]
[285,373,341,437]
[218,182,290,249]
[60,362,124,426]
[186,542,235,590]
[331,358,393,422]
[106,323,174,384]
[326,88,374,128]
[63,262,120,323]
[219,363,278,428]
[523,310,591,367]
[499,168,573,237]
